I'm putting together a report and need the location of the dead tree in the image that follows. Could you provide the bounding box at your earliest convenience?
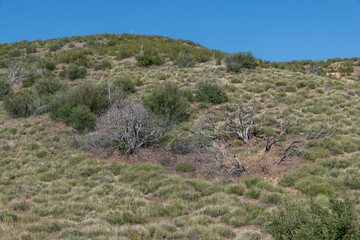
[94,101,169,154]
[195,118,226,143]
[276,121,330,164]
[196,103,259,144]
[201,145,246,177]
[221,103,257,144]
[8,61,42,85]
[265,119,291,152]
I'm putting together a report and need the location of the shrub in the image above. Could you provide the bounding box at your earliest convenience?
[136,55,164,67]
[33,78,67,96]
[113,78,136,93]
[48,83,109,131]
[48,42,63,52]
[94,101,169,154]
[26,46,37,54]
[224,52,257,72]
[143,82,191,122]
[21,73,41,88]
[195,80,228,104]
[4,89,34,117]
[8,49,23,57]
[245,188,261,199]
[305,137,343,155]
[175,162,195,173]
[176,52,195,68]
[70,83,110,114]
[45,62,56,71]
[226,184,246,196]
[0,78,11,100]
[68,64,87,80]
[94,60,113,70]
[266,197,360,240]
[303,147,331,161]
[66,105,97,133]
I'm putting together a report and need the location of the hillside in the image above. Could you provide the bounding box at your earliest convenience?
[0,34,359,239]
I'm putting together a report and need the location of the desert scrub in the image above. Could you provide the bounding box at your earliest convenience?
[0,78,11,100]
[175,162,195,173]
[224,51,257,73]
[68,64,87,80]
[143,82,191,122]
[176,52,195,68]
[195,80,228,104]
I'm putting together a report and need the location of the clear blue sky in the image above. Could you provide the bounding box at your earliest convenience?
[1,0,359,61]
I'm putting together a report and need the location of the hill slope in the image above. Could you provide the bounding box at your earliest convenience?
[0,34,359,239]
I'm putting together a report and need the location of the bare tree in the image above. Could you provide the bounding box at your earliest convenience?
[276,121,330,164]
[196,103,259,144]
[265,119,291,152]
[8,61,42,85]
[94,101,169,154]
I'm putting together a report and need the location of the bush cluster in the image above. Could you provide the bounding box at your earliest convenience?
[224,52,257,73]
[4,89,34,117]
[0,78,11,100]
[266,197,360,239]
[175,52,195,68]
[48,83,109,132]
[143,82,191,122]
[195,80,228,104]
[136,55,164,67]
[68,64,87,80]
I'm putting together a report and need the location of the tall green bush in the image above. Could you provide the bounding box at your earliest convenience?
[4,89,34,117]
[195,80,228,104]
[48,83,109,131]
[143,82,191,122]
[0,78,11,100]
[68,64,87,80]
[224,52,257,73]
[176,52,195,68]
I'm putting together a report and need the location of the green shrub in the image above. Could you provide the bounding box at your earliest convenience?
[68,64,87,80]
[21,73,41,88]
[113,78,136,93]
[175,162,195,172]
[195,80,228,104]
[70,83,110,115]
[143,82,191,122]
[226,184,246,196]
[136,55,164,67]
[266,197,360,240]
[245,188,261,199]
[305,137,343,155]
[303,147,331,161]
[8,49,23,57]
[0,78,11,100]
[94,60,113,70]
[176,52,195,68]
[45,62,56,71]
[224,52,257,73]
[66,104,97,132]
[4,89,34,117]
[48,42,63,52]
[48,83,109,131]
[33,78,67,96]
[26,46,37,54]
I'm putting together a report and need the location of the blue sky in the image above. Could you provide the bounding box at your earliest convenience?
[1,0,359,61]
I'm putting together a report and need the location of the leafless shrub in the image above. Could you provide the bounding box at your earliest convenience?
[196,102,260,144]
[8,61,42,85]
[90,101,169,154]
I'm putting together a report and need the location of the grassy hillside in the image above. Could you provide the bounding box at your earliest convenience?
[0,34,359,239]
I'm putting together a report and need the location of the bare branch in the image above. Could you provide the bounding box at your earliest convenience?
[92,101,169,154]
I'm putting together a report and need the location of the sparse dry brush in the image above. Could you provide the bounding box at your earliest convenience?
[88,101,169,154]
[0,34,359,239]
